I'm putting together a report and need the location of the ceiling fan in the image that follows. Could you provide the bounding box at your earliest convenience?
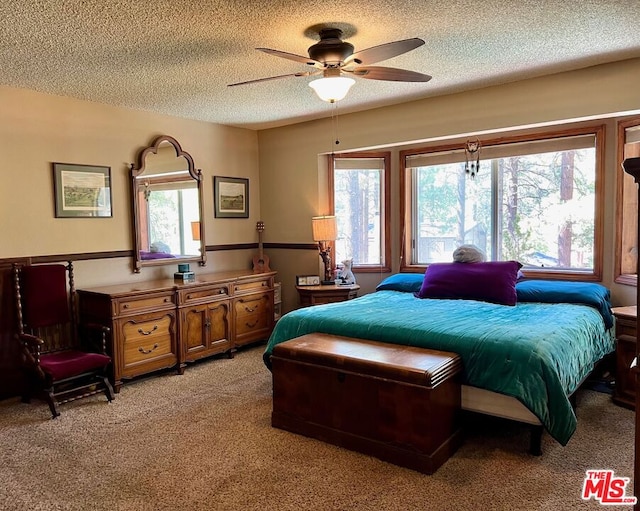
[228,28,432,102]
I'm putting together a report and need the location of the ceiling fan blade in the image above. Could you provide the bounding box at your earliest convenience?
[228,71,316,87]
[345,38,425,66]
[257,48,321,67]
[348,66,432,82]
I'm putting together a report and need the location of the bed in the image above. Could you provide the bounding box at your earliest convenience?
[263,269,615,451]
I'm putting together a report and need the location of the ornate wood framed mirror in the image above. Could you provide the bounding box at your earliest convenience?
[131,135,206,273]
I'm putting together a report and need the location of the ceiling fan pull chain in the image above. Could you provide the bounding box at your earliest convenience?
[332,102,340,147]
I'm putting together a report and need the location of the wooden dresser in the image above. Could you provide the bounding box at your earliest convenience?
[612,305,637,410]
[78,270,276,392]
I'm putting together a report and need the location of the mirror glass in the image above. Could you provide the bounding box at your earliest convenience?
[131,135,206,272]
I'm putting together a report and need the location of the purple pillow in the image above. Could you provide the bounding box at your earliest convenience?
[415,261,522,306]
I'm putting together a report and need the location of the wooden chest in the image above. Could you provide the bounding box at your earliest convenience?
[271,333,463,474]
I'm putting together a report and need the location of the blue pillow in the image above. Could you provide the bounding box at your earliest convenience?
[376,273,425,293]
[516,280,613,329]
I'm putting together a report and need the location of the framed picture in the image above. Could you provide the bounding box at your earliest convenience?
[52,163,112,218]
[296,275,321,286]
[214,176,249,218]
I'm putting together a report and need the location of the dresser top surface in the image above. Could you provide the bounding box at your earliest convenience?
[296,284,360,292]
[78,270,276,297]
[612,305,637,319]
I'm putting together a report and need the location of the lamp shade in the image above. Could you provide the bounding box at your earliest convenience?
[312,216,337,242]
[191,221,201,241]
[309,77,355,103]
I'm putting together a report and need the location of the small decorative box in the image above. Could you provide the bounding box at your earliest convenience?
[174,271,196,282]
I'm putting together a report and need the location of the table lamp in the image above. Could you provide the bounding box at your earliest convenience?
[312,215,337,285]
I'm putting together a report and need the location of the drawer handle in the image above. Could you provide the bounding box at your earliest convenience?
[139,343,159,354]
[138,325,158,336]
[245,320,258,328]
[219,289,225,294]
[164,298,169,303]
[186,294,192,300]
[244,305,257,313]
[123,304,129,309]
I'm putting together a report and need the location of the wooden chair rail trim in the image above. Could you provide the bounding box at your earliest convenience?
[1,243,323,267]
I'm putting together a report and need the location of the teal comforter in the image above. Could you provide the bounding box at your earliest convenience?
[263,290,614,445]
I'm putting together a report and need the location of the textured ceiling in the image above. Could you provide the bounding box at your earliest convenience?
[1,1,639,130]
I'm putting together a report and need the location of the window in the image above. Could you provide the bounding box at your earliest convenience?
[401,126,604,280]
[330,152,390,272]
[615,117,640,285]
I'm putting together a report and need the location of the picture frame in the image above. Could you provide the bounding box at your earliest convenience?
[52,163,112,218]
[296,275,321,286]
[214,176,249,218]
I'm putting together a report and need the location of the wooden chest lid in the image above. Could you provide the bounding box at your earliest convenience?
[271,333,461,388]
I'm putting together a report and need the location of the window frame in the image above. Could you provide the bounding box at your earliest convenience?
[329,152,391,273]
[400,124,605,280]
[615,115,640,286]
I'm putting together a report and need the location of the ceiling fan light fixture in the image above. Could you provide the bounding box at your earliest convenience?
[309,76,355,103]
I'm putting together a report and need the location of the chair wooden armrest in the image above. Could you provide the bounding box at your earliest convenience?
[17,332,45,361]
[17,332,45,349]
[16,332,46,379]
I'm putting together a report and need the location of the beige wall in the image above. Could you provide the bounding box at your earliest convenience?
[2,58,639,312]
[258,58,640,310]
[0,85,260,286]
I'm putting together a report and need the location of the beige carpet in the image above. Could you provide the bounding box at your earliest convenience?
[0,345,634,511]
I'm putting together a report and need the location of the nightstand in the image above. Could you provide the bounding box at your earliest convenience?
[612,305,637,410]
[296,284,360,307]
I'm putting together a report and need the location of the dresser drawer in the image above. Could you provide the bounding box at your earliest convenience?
[117,292,175,315]
[616,317,636,338]
[118,312,178,377]
[233,277,272,295]
[234,293,271,318]
[234,293,273,346]
[235,310,272,336]
[179,284,230,305]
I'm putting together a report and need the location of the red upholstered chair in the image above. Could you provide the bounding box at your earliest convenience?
[13,262,114,417]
